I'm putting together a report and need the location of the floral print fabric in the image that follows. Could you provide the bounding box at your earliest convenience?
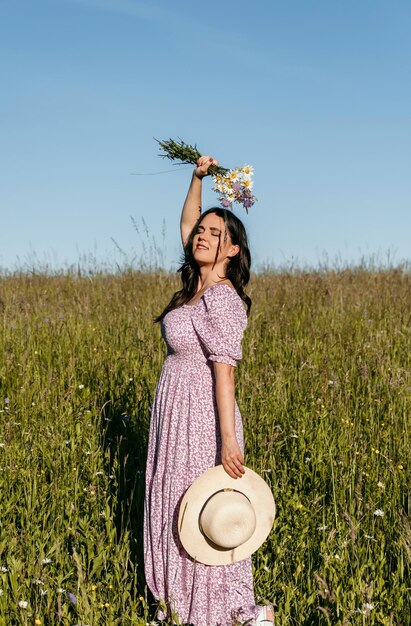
[144,284,259,626]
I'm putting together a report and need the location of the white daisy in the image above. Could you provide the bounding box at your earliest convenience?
[241,178,254,191]
[241,165,254,177]
[228,169,240,182]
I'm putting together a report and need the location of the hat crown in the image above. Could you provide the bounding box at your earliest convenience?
[200,490,256,549]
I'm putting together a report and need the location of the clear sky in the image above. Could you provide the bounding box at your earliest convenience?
[1,0,410,271]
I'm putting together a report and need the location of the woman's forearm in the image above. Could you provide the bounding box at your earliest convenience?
[213,362,245,478]
[180,173,202,246]
[214,363,236,439]
[180,156,218,246]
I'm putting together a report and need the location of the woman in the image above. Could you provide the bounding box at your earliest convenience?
[144,156,274,625]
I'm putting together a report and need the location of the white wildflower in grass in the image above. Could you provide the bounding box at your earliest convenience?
[374,509,385,517]
[365,534,375,540]
[334,554,341,560]
[0,566,8,572]
[57,587,66,594]
[32,579,44,585]
[317,525,328,531]
[18,600,28,609]
[357,603,375,614]
[377,481,385,489]
[78,384,85,390]
[0,443,5,448]
[40,589,48,596]
[42,558,52,564]
[290,433,299,438]
[304,457,312,463]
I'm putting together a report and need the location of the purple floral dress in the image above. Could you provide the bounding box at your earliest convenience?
[144,284,259,626]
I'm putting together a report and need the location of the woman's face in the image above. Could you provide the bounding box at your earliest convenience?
[192,212,239,266]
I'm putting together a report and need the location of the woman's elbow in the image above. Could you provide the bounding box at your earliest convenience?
[212,361,235,382]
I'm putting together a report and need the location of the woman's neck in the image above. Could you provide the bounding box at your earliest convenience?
[196,265,228,292]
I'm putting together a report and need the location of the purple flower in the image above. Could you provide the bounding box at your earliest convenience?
[232,182,241,192]
[4,398,9,405]
[67,592,77,605]
[220,197,232,208]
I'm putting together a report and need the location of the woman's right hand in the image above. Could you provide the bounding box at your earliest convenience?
[194,155,219,179]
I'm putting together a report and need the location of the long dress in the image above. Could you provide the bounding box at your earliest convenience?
[144,283,259,626]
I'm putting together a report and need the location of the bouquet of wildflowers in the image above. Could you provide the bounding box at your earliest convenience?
[156,138,256,212]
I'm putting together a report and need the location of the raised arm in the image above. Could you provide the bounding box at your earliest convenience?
[180,155,218,247]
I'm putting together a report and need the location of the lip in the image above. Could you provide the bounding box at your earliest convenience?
[196,244,208,250]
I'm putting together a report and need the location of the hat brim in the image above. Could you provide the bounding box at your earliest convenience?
[178,465,275,566]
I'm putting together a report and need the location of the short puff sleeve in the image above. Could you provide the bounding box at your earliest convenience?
[191,284,248,367]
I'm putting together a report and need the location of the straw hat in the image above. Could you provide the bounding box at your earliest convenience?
[178,465,275,566]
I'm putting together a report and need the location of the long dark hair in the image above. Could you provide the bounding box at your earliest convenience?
[155,207,252,323]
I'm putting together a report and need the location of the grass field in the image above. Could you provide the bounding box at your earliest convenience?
[0,268,410,625]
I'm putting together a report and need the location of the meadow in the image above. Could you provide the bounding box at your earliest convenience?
[0,268,410,625]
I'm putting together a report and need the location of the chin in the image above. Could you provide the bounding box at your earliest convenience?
[193,252,212,266]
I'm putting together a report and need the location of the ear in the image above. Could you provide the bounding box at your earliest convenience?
[227,244,240,258]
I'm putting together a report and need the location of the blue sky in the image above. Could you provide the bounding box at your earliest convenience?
[1,0,410,271]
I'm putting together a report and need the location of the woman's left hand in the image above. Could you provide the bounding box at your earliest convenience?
[221,435,245,479]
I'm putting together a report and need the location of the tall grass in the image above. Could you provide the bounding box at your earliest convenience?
[0,269,409,625]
